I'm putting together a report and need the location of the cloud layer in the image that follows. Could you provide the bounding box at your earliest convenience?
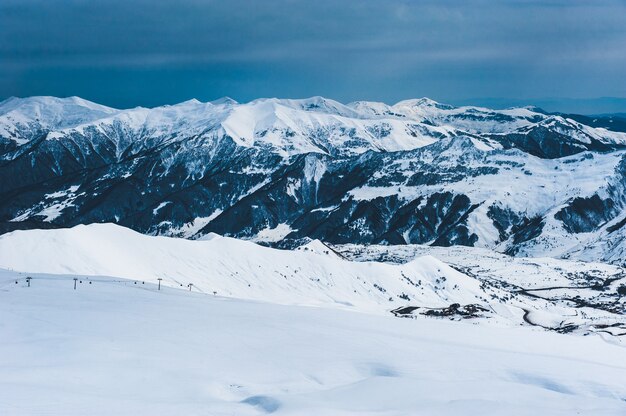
[1,0,625,110]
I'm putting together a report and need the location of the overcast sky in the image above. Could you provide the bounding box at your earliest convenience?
[1,0,625,112]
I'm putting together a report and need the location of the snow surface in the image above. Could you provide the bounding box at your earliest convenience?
[253,223,294,243]
[336,242,625,292]
[0,224,490,312]
[0,224,623,339]
[1,269,625,416]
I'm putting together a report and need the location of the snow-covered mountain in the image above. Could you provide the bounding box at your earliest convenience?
[2,95,626,264]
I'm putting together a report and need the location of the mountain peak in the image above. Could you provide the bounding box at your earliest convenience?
[1,96,117,113]
[180,98,202,105]
[393,97,456,111]
[210,97,238,105]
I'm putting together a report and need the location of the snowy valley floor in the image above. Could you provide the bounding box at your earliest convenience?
[1,271,626,416]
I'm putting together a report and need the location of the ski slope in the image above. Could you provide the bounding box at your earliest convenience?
[1,269,625,416]
[0,223,488,312]
[0,224,624,338]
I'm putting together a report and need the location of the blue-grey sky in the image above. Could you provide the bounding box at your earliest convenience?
[1,0,626,113]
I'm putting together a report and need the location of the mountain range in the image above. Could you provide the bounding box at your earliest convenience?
[3,95,626,265]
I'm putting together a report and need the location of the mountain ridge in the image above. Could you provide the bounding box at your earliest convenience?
[2,95,626,265]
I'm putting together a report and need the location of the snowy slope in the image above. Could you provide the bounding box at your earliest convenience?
[0,224,623,338]
[336,242,626,324]
[0,223,494,312]
[0,96,119,145]
[1,268,626,415]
